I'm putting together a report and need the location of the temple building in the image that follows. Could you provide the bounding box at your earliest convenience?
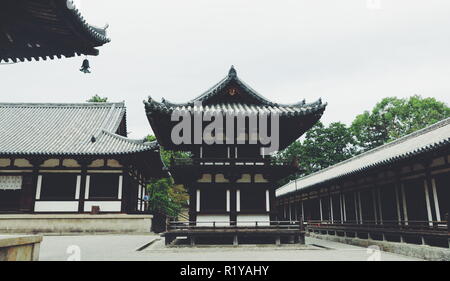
[145,66,326,245]
[0,102,166,215]
[0,0,110,63]
[277,118,450,249]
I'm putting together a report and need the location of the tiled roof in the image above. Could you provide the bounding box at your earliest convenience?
[276,117,450,197]
[189,66,276,106]
[0,0,111,63]
[145,66,327,116]
[0,103,156,156]
[145,99,326,117]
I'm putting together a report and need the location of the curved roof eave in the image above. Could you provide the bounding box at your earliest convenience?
[0,0,111,63]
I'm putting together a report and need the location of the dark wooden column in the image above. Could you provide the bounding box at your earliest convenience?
[19,174,34,213]
[269,187,277,223]
[20,158,44,213]
[264,173,279,223]
[77,159,90,213]
[121,171,130,213]
[227,172,240,226]
[188,184,197,224]
[446,213,450,248]
[394,169,404,225]
[143,174,149,212]
[141,173,147,212]
[230,188,237,225]
[119,157,132,214]
[131,173,139,213]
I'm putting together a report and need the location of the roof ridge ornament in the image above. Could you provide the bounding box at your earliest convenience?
[228,65,237,78]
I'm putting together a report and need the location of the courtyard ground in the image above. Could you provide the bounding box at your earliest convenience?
[38,235,423,261]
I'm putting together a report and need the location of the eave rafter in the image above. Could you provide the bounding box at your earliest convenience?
[0,0,111,63]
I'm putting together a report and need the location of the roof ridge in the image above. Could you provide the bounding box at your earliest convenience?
[100,130,157,147]
[0,102,125,107]
[279,117,450,192]
[111,106,127,134]
[92,104,117,139]
[159,67,307,107]
[233,76,275,105]
[190,75,231,103]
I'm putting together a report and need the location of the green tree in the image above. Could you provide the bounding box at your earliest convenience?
[87,94,108,103]
[147,177,188,218]
[351,95,450,152]
[145,135,189,218]
[276,121,355,184]
[145,135,191,167]
[275,95,450,187]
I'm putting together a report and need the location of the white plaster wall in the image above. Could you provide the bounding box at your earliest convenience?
[196,214,230,227]
[237,214,270,227]
[88,159,104,168]
[62,159,80,168]
[0,159,11,167]
[84,201,121,212]
[41,159,60,168]
[13,159,32,168]
[197,174,212,183]
[34,202,78,212]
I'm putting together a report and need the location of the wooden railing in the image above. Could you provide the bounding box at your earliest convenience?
[168,220,305,231]
[306,219,449,236]
[171,157,292,167]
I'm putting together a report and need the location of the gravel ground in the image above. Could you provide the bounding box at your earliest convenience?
[38,235,423,261]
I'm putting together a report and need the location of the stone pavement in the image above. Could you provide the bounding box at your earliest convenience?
[37,234,423,261]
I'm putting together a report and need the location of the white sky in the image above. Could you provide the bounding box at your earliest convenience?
[1,0,449,138]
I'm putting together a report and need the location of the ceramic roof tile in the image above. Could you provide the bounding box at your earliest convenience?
[0,102,156,156]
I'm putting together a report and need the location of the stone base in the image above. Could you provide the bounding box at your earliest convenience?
[0,235,42,261]
[308,232,450,261]
[0,214,153,234]
[164,228,305,246]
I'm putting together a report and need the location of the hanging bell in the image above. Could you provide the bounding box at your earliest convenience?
[80,58,91,74]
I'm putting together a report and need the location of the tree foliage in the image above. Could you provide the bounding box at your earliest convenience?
[145,135,191,167]
[87,94,108,103]
[276,95,450,184]
[351,95,450,152]
[145,135,189,218]
[275,122,355,185]
[147,177,188,218]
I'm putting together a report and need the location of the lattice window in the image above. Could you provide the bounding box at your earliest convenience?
[0,176,22,190]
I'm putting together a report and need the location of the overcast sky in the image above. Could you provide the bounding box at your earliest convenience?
[1,0,449,138]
